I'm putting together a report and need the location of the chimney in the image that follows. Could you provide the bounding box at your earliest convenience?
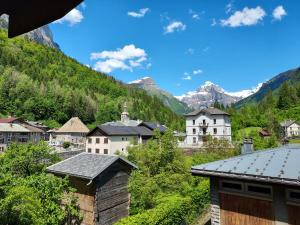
[241,138,254,155]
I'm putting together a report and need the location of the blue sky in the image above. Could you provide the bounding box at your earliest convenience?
[50,0,300,96]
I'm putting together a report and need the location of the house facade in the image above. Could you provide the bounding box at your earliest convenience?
[86,125,154,155]
[280,120,300,138]
[49,117,89,149]
[192,143,300,225]
[0,121,43,152]
[185,107,231,146]
[47,153,137,225]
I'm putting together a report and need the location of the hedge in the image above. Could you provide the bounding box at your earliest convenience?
[115,180,210,225]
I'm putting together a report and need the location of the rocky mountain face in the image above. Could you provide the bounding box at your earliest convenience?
[0,15,59,49]
[176,81,262,109]
[129,77,191,115]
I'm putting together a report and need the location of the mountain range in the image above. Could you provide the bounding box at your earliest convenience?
[176,81,263,109]
[129,77,191,114]
[236,67,300,107]
[0,15,59,49]
[130,77,263,111]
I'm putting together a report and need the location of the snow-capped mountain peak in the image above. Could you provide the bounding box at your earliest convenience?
[176,81,262,109]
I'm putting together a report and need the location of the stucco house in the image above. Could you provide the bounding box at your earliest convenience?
[47,153,137,225]
[49,117,89,149]
[184,107,231,146]
[0,122,44,152]
[280,120,300,138]
[86,125,154,155]
[192,143,300,225]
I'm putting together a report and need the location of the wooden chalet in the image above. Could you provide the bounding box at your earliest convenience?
[47,153,137,225]
[192,144,300,225]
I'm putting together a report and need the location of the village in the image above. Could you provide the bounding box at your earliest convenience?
[1,1,300,225]
[1,102,300,224]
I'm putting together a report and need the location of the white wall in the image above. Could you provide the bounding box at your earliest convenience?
[86,135,138,155]
[286,123,300,137]
[186,114,231,145]
[49,132,86,148]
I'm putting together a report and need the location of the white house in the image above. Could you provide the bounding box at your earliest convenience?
[184,107,231,146]
[280,120,300,138]
[86,125,154,155]
[49,117,89,149]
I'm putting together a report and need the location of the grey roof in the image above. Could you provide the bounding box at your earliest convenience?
[191,145,300,186]
[89,125,154,137]
[0,123,30,132]
[47,153,137,180]
[185,107,230,117]
[280,120,299,127]
[140,122,167,133]
[103,120,142,127]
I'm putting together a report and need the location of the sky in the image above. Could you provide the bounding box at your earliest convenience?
[50,0,300,96]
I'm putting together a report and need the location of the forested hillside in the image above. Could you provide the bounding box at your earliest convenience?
[236,67,300,107]
[229,77,300,144]
[0,30,184,129]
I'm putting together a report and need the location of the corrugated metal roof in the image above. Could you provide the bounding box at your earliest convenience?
[0,123,30,132]
[0,117,20,123]
[47,153,137,180]
[191,145,300,185]
[185,107,230,117]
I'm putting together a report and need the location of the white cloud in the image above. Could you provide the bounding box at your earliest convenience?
[272,6,287,21]
[128,8,150,18]
[182,75,192,80]
[211,18,217,26]
[186,48,195,55]
[164,21,186,34]
[189,9,200,20]
[221,6,266,27]
[54,8,84,26]
[225,1,235,14]
[193,69,203,75]
[90,45,148,73]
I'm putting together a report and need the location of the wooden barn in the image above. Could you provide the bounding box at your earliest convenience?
[47,153,137,225]
[192,144,300,225]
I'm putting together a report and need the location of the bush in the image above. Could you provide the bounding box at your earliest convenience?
[62,141,71,149]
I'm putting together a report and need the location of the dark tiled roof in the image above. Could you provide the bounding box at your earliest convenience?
[23,124,44,133]
[185,107,229,117]
[89,125,154,137]
[47,153,137,180]
[140,122,167,133]
[192,145,300,186]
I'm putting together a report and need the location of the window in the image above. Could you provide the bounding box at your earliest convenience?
[193,120,195,125]
[104,138,108,144]
[122,148,124,151]
[287,189,300,203]
[213,128,217,134]
[203,119,206,124]
[193,137,197,144]
[122,137,124,141]
[221,181,243,192]
[246,183,272,197]
[96,138,100,144]
[213,119,217,125]
[95,149,100,154]
[193,128,196,134]
[87,148,92,153]
[104,149,108,154]
[88,138,92,144]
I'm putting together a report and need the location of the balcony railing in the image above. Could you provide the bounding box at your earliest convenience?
[199,122,209,128]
